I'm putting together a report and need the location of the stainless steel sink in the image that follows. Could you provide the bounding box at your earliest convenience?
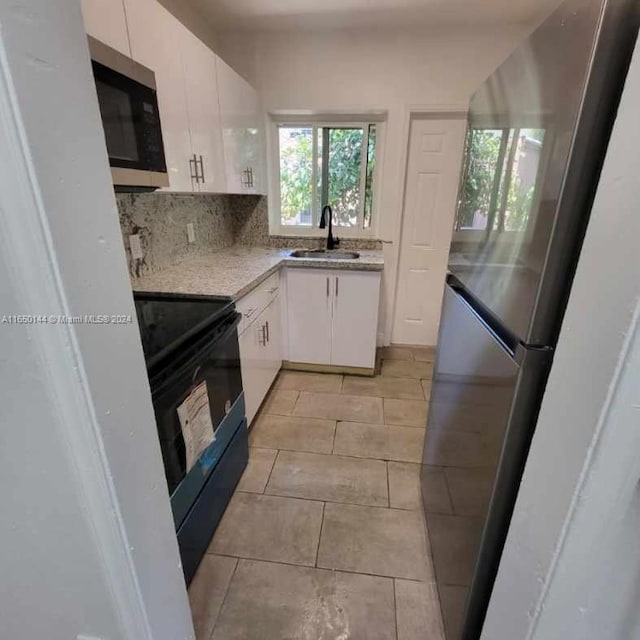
[289,249,360,260]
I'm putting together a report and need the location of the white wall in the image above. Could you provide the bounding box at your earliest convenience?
[217,26,528,343]
[482,37,640,640]
[0,2,193,638]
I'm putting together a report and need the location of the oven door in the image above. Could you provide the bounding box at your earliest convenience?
[149,311,243,529]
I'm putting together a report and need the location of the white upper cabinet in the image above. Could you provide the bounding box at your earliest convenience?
[81,0,131,56]
[87,0,267,195]
[180,31,226,194]
[216,56,267,195]
[124,0,193,191]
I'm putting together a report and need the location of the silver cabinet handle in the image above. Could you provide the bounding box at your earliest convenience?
[198,155,205,184]
[242,167,253,188]
[258,323,267,346]
[244,308,256,319]
[326,277,329,298]
[265,320,270,343]
[189,154,198,184]
[335,277,339,297]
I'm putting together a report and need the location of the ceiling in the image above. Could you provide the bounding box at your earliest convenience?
[191,0,563,32]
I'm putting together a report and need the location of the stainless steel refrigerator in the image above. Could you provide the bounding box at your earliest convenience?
[420,1,639,638]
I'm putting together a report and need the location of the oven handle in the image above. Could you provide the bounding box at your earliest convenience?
[150,312,241,392]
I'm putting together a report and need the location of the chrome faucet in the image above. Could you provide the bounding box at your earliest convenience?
[319,205,340,250]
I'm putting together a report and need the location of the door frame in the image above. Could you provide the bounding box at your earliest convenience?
[386,105,468,346]
[0,2,193,637]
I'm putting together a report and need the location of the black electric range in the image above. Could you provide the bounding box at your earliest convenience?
[134,292,248,584]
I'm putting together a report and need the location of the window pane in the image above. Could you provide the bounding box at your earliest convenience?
[456,128,506,231]
[502,128,545,232]
[364,125,377,228]
[323,127,364,227]
[315,127,323,221]
[279,126,313,226]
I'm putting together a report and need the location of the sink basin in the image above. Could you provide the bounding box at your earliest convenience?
[289,249,360,260]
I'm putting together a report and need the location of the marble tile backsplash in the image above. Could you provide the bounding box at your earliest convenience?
[117,192,263,276]
[116,191,381,277]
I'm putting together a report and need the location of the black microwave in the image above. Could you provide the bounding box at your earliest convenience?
[89,36,169,190]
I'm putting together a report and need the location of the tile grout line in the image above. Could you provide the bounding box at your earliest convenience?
[206,556,239,640]
[314,501,326,568]
[261,448,280,494]
[247,446,424,493]
[386,460,391,509]
[250,442,421,465]
[234,488,421,513]
[289,389,300,414]
[332,420,338,454]
[392,578,399,640]
[208,551,431,585]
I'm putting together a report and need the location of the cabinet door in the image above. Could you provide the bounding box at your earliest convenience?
[331,272,381,369]
[181,31,226,193]
[239,318,266,425]
[124,0,193,192]
[286,269,332,365]
[216,56,267,195]
[263,294,283,386]
[81,0,130,56]
[239,320,259,425]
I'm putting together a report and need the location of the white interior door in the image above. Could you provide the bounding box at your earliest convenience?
[392,116,467,346]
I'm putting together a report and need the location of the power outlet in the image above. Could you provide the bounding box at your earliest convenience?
[129,233,143,260]
[187,223,196,244]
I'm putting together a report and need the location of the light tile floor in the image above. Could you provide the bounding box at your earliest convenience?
[189,346,445,640]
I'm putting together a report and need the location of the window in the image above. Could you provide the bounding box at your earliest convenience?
[455,127,545,235]
[276,123,379,233]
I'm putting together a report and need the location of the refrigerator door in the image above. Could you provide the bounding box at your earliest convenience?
[449,0,637,345]
[422,282,551,639]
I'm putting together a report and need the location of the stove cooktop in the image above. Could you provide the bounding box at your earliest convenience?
[134,293,234,366]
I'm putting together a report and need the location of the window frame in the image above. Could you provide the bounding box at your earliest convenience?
[269,115,385,238]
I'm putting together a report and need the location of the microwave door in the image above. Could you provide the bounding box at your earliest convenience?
[95,79,141,164]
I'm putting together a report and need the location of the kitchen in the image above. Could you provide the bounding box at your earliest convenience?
[1,1,639,640]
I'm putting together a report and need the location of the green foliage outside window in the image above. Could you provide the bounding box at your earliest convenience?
[457,129,503,230]
[457,128,542,232]
[279,128,313,225]
[278,125,376,228]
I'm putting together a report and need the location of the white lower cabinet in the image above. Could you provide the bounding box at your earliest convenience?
[286,268,381,370]
[238,275,282,425]
[286,269,333,365]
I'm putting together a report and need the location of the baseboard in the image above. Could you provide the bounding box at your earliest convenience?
[283,361,375,377]
[389,342,437,350]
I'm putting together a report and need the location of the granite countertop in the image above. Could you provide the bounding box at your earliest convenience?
[131,246,384,300]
